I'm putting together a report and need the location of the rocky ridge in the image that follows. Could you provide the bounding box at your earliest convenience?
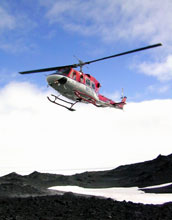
[0,154,172,219]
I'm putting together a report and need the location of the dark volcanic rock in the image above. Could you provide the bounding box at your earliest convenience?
[70,153,172,188]
[0,182,44,197]
[0,172,58,197]
[141,184,172,194]
[0,194,172,220]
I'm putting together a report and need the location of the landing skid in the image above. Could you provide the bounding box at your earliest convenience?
[47,94,79,111]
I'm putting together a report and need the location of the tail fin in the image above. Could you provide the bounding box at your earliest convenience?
[121,96,127,103]
[113,96,127,110]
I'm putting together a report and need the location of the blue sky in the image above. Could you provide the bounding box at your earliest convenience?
[1,0,172,101]
[0,0,172,175]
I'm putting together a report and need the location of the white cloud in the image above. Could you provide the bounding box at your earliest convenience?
[101,90,121,101]
[41,0,172,45]
[0,39,36,54]
[0,68,19,85]
[147,84,170,94]
[0,4,37,53]
[0,6,16,32]
[138,55,172,81]
[0,82,172,176]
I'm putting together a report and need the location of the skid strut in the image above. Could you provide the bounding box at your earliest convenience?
[47,94,79,111]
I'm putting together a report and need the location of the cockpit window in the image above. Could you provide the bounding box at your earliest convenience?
[73,72,76,80]
[57,68,71,76]
[70,71,77,80]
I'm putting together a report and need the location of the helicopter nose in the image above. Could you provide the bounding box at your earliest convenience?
[47,75,56,86]
[47,75,67,86]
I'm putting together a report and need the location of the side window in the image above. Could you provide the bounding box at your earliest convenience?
[86,78,90,86]
[70,71,76,80]
[92,82,95,90]
[80,75,84,83]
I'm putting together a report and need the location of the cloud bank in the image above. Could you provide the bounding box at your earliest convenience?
[0,82,172,176]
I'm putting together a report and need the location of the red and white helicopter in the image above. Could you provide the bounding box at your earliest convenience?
[19,43,162,111]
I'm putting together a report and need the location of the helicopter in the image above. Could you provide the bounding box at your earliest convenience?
[19,43,162,111]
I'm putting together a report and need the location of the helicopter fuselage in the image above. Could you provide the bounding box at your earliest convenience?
[47,72,98,104]
[46,68,126,108]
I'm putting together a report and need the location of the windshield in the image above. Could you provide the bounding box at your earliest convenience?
[57,68,71,76]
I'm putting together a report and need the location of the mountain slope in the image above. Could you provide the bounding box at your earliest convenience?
[0,154,172,197]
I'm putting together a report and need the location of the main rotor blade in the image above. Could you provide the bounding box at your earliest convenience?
[84,43,162,65]
[19,43,162,74]
[19,65,75,74]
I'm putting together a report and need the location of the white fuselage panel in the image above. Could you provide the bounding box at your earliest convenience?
[46,74,100,103]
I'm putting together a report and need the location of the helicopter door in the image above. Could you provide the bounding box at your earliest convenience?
[85,77,94,96]
[69,70,77,80]
[80,74,84,83]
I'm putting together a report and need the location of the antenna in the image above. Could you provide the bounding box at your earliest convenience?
[121,88,124,99]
